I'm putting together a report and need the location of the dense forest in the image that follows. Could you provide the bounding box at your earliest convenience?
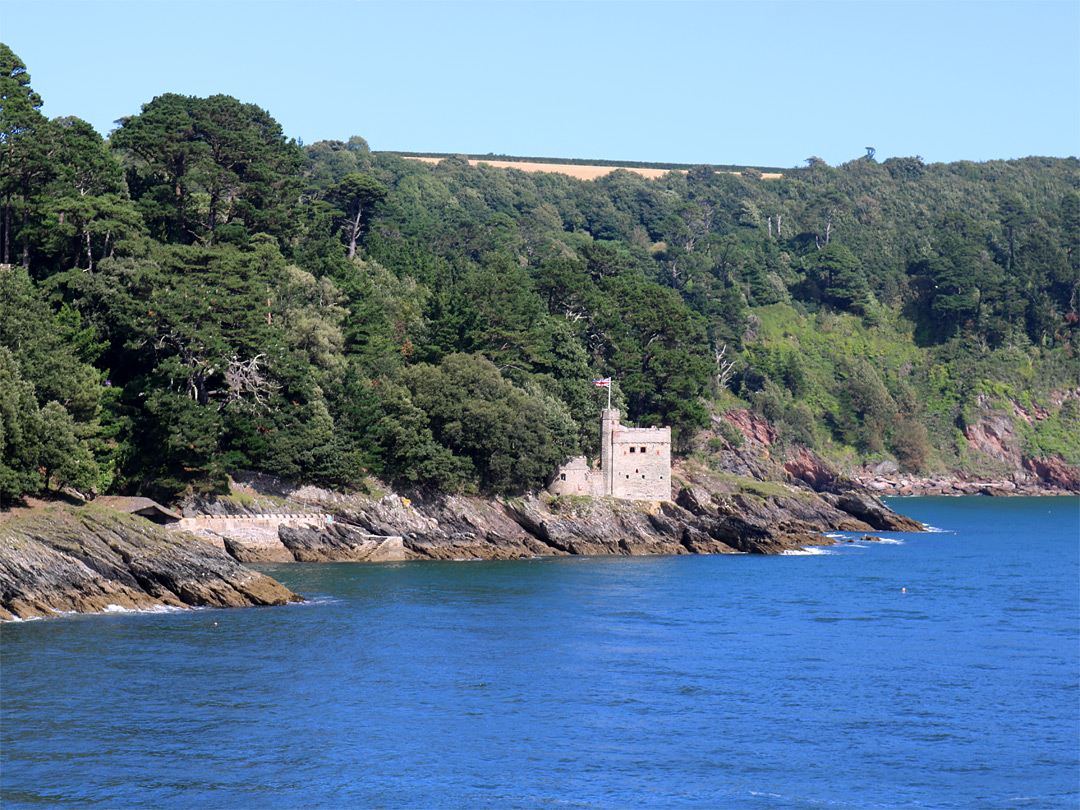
[2,44,1077,504]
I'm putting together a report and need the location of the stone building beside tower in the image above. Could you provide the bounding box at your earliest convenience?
[548,409,671,501]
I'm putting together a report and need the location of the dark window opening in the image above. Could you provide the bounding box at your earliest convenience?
[640,446,647,453]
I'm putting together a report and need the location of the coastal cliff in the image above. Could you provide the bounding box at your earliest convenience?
[187,464,922,564]
[0,503,301,621]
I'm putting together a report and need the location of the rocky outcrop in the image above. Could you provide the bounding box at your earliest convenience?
[851,468,1078,496]
[175,422,934,566]
[819,492,924,532]
[1022,456,1080,490]
[945,391,1080,493]
[784,446,847,493]
[503,494,775,555]
[673,465,922,542]
[199,461,925,564]
[722,409,778,446]
[0,504,301,621]
[963,415,1023,467]
[278,523,406,562]
[340,494,558,560]
[222,532,295,563]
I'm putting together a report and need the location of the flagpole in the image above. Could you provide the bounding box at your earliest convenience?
[593,377,613,410]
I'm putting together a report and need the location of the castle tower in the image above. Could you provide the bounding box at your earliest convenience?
[547,408,671,502]
[600,408,620,497]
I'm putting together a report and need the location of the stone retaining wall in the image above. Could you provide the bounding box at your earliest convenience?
[177,513,331,533]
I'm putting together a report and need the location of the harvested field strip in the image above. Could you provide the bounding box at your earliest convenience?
[403,156,782,181]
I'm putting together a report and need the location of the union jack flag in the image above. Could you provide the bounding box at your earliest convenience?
[592,377,611,387]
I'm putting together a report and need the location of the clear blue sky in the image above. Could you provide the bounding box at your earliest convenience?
[3,0,1077,168]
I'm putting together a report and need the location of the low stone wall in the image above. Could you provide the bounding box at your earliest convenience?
[177,513,331,533]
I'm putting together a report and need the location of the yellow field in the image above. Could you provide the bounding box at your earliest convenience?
[403,156,782,181]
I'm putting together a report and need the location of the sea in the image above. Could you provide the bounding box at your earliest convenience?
[1,496,1077,809]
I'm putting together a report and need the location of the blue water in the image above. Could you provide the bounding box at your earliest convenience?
[2,497,1077,809]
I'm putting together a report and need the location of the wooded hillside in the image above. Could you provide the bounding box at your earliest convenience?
[2,45,1077,503]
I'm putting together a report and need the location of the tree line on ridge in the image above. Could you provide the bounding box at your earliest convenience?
[1,44,1077,504]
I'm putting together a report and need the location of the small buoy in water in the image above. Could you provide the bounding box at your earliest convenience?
[901,588,907,593]
[213,622,218,626]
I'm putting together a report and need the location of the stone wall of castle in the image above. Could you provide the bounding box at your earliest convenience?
[609,421,671,501]
[548,408,671,502]
[547,455,606,497]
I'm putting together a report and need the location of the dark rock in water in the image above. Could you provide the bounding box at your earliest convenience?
[822,492,924,532]
[386,493,817,558]
[840,534,884,544]
[698,512,794,555]
[0,504,301,621]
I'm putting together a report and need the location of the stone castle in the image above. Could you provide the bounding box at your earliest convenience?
[548,409,671,501]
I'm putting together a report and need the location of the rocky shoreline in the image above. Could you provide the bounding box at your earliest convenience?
[5,439,1072,621]
[851,474,1077,497]
[1,465,930,621]
[730,407,1080,499]
[0,503,301,621]
[187,465,924,564]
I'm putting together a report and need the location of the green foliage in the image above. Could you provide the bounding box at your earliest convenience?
[276,265,347,373]
[0,347,45,502]
[713,417,744,450]
[803,244,871,313]
[0,267,108,499]
[111,93,303,245]
[402,354,578,493]
[835,358,897,453]
[367,378,474,491]
[1020,397,1080,463]
[736,478,805,501]
[3,46,1077,499]
[1,44,51,269]
[890,417,934,472]
[340,258,430,376]
[0,266,104,421]
[0,345,103,501]
[325,173,386,257]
